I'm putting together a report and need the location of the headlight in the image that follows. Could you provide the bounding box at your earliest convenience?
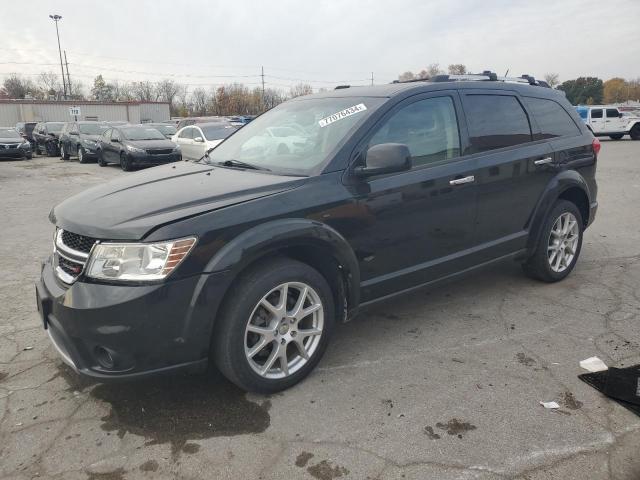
[86,237,196,282]
[173,144,181,150]
[82,139,97,146]
[126,145,145,154]
[20,141,31,148]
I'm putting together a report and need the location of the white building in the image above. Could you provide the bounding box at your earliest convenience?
[0,100,170,126]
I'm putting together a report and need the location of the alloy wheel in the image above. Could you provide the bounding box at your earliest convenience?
[244,282,324,379]
[78,148,83,162]
[547,212,579,273]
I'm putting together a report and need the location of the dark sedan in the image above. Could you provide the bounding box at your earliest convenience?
[0,127,33,159]
[97,125,181,171]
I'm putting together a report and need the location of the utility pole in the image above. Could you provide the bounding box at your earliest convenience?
[371,72,374,86]
[49,14,66,99]
[64,51,72,99]
[261,66,265,108]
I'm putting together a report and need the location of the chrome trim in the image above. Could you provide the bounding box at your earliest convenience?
[53,229,96,285]
[449,175,475,186]
[55,229,90,261]
[54,265,77,285]
[47,329,77,369]
[534,157,554,166]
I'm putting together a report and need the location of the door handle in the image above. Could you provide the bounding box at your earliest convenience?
[449,175,475,186]
[534,157,553,166]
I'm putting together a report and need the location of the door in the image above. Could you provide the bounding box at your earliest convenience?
[192,127,207,159]
[68,124,78,155]
[589,108,605,133]
[461,92,555,259]
[106,129,121,162]
[605,108,626,133]
[344,93,479,301]
[99,128,112,160]
[176,127,195,159]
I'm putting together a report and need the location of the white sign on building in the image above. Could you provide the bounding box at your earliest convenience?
[69,106,81,117]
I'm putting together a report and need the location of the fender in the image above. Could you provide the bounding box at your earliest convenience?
[205,218,361,314]
[526,170,592,254]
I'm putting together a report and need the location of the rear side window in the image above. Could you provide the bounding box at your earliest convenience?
[463,94,532,153]
[606,108,619,118]
[523,97,581,139]
[369,96,461,168]
[591,109,603,119]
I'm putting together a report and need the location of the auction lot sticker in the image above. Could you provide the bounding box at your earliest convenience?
[319,103,367,127]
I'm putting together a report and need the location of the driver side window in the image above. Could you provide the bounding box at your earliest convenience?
[369,96,461,168]
[179,127,194,139]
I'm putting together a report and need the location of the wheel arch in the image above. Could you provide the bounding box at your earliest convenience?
[204,219,361,325]
[526,171,592,254]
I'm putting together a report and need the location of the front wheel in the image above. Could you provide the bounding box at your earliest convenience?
[78,146,88,163]
[97,150,107,167]
[630,124,640,141]
[120,152,132,171]
[60,144,70,160]
[522,200,583,282]
[609,134,624,140]
[213,258,335,393]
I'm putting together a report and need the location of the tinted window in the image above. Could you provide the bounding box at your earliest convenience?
[591,109,603,119]
[179,127,194,139]
[111,129,121,141]
[523,97,581,139]
[0,128,21,138]
[103,129,112,141]
[370,96,460,167]
[202,125,238,140]
[121,127,165,140]
[464,95,532,153]
[606,108,619,118]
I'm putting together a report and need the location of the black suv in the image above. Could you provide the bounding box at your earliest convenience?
[33,121,65,156]
[59,121,109,163]
[36,74,598,393]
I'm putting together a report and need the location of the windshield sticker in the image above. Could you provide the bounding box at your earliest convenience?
[318,103,367,128]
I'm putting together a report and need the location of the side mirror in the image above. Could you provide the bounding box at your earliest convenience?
[70,131,79,136]
[354,143,412,177]
[194,136,204,143]
[112,138,120,143]
[619,112,624,118]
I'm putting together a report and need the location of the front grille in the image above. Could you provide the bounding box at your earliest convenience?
[61,230,96,254]
[58,255,84,277]
[146,148,173,155]
[1,143,20,150]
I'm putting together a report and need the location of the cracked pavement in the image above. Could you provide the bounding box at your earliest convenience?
[1,140,639,480]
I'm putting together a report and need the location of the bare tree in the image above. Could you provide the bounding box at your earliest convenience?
[448,64,467,75]
[289,83,313,98]
[37,72,62,99]
[132,81,157,102]
[426,64,444,77]
[111,81,134,101]
[191,88,208,115]
[67,79,85,100]
[155,79,181,111]
[398,71,416,82]
[544,73,560,89]
[2,74,36,99]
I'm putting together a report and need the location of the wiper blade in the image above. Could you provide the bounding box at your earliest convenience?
[215,159,271,171]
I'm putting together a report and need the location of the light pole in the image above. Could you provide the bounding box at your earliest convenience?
[49,14,67,99]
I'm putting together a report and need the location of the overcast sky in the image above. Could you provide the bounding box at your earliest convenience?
[1,0,639,93]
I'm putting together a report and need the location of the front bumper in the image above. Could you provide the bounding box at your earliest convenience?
[0,147,30,159]
[128,151,181,166]
[36,257,230,381]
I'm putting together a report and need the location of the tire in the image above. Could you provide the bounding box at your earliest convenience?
[120,152,132,171]
[522,200,583,283]
[60,144,70,160]
[630,124,640,141]
[213,257,335,393]
[26,153,33,160]
[78,146,88,163]
[97,150,107,167]
[609,134,624,140]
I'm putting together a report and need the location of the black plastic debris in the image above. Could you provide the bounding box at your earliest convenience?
[579,364,640,417]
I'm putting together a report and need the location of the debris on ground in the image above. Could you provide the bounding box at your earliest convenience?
[579,356,608,373]
[539,401,560,409]
[579,364,640,417]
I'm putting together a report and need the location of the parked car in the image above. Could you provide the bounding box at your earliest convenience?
[0,127,32,159]
[575,105,640,140]
[143,123,177,139]
[59,121,109,163]
[171,122,238,160]
[96,125,181,171]
[104,121,129,126]
[176,116,228,130]
[16,121,37,149]
[33,122,64,156]
[37,74,599,393]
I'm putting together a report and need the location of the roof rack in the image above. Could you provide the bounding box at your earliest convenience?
[393,71,550,88]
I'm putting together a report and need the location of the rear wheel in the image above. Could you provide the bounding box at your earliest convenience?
[213,258,335,393]
[609,134,624,140]
[630,124,640,141]
[522,200,583,282]
[120,152,132,171]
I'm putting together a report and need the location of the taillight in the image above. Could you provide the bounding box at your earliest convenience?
[592,137,601,156]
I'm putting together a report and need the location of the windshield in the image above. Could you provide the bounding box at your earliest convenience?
[122,127,166,141]
[79,123,108,135]
[202,124,238,141]
[46,122,64,133]
[153,124,177,135]
[0,129,21,138]
[206,96,385,175]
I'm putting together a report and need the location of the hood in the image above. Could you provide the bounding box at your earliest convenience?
[80,134,102,142]
[50,161,305,240]
[0,137,25,143]
[126,138,175,149]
